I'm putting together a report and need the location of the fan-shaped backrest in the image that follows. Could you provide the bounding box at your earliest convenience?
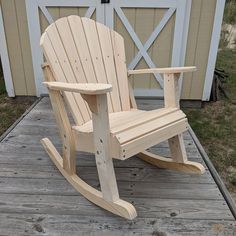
[40,16,131,125]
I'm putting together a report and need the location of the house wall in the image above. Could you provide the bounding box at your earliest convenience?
[0,0,217,99]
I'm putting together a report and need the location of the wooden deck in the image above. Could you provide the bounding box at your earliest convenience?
[0,97,235,235]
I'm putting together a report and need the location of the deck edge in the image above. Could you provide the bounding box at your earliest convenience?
[0,97,42,143]
[188,125,236,220]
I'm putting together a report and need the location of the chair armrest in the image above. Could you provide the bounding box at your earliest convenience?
[128,66,196,76]
[43,82,112,95]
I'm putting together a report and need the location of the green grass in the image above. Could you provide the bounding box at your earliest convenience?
[184,49,236,199]
[0,93,34,135]
[0,76,34,136]
[0,76,6,95]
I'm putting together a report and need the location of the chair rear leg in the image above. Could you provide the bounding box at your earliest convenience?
[168,134,188,163]
[137,133,205,174]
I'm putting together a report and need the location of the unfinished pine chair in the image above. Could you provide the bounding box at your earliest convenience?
[40,16,205,220]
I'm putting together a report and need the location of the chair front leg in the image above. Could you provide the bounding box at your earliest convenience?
[83,94,119,202]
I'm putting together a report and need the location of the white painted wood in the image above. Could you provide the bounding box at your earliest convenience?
[171,0,188,67]
[128,8,175,70]
[203,0,226,101]
[106,0,190,94]
[0,5,15,97]
[113,0,177,8]
[26,0,45,96]
[178,0,192,94]
[38,4,54,24]
[26,0,105,96]
[27,0,191,97]
[36,0,98,7]
[114,6,163,87]
[85,6,96,18]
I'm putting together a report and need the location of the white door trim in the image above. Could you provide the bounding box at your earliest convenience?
[175,0,192,93]
[114,6,164,87]
[202,0,226,101]
[26,0,104,96]
[26,0,191,97]
[106,0,190,97]
[0,5,15,97]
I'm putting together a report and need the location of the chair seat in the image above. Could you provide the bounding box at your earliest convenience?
[72,108,188,160]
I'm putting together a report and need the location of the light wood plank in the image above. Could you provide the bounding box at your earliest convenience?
[128,66,197,75]
[44,82,112,95]
[67,16,97,83]
[44,23,90,123]
[81,17,113,112]
[164,73,180,108]
[40,34,82,125]
[41,137,136,220]
[90,94,119,202]
[116,110,186,144]
[111,30,130,111]
[96,22,122,112]
[121,119,188,159]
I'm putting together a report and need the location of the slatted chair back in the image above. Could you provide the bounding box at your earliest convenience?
[40,16,131,125]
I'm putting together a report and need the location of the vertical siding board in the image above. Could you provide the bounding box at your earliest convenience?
[48,7,60,22]
[189,0,216,99]
[115,8,135,88]
[182,0,202,99]
[1,0,27,95]
[15,0,36,95]
[149,9,165,90]
[59,7,78,18]
[39,8,50,33]
[151,9,175,90]
[0,0,219,99]
[133,8,155,89]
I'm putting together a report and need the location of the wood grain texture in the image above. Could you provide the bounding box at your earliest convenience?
[44,82,112,95]
[0,97,235,235]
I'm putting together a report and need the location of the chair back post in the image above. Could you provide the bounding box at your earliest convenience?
[163,73,181,109]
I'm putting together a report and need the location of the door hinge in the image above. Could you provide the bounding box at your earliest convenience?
[101,0,110,3]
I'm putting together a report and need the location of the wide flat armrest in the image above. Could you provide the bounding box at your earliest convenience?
[128,66,196,76]
[43,82,112,95]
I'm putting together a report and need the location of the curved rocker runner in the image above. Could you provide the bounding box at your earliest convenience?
[40,16,205,220]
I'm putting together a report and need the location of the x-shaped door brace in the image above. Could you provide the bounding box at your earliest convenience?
[39,4,175,89]
[115,7,176,89]
[38,4,96,24]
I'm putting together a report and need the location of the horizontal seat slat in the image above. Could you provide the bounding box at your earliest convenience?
[116,110,186,144]
[121,119,188,159]
[111,108,178,135]
[73,108,179,134]
[73,109,145,133]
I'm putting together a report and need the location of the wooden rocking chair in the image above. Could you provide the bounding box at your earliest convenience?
[40,16,205,220]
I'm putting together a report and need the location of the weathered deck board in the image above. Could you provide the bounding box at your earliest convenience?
[0,97,235,235]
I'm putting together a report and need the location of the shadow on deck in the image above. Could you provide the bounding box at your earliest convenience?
[0,97,235,235]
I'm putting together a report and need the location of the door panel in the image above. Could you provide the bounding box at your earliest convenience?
[105,0,190,96]
[26,0,103,95]
[26,0,190,97]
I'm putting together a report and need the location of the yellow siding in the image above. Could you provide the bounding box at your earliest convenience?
[1,0,35,95]
[183,0,217,99]
[0,1,217,99]
[39,7,90,32]
[114,8,175,91]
